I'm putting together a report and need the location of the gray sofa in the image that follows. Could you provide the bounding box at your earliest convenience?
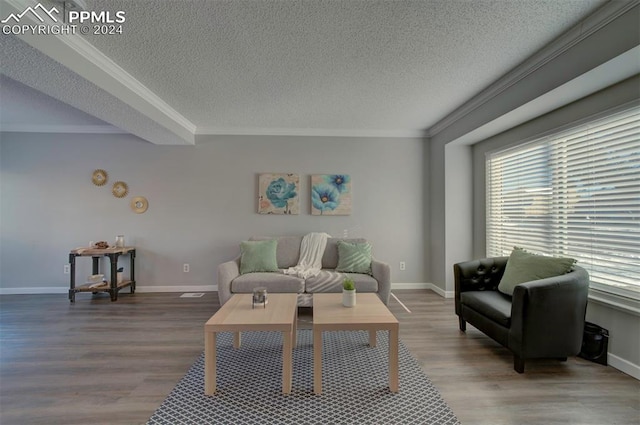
[217,236,391,307]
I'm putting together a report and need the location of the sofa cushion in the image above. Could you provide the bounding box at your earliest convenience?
[336,240,372,274]
[498,247,576,296]
[305,270,378,293]
[250,236,302,269]
[322,238,367,269]
[460,291,512,327]
[240,240,279,274]
[231,271,305,293]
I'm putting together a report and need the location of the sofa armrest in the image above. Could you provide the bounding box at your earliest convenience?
[217,257,240,306]
[509,266,589,357]
[454,257,508,316]
[371,258,391,305]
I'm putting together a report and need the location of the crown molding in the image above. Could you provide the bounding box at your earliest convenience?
[428,0,640,138]
[195,126,426,139]
[0,124,127,134]
[448,48,640,146]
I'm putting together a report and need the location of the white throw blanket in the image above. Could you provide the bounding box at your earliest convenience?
[283,232,331,279]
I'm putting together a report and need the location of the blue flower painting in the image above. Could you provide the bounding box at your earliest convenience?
[259,174,299,214]
[311,174,352,215]
[312,184,340,213]
[324,174,350,193]
[266,178,296,208]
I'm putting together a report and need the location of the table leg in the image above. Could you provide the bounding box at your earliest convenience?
[69,254,76,303]
[313,328,323,394]
[130,249,136,293]
[204,330,216,395]
[389,325,399,393]
[369,329,377,347]
[233,332,241,349]
[92,256,100,274]
[293,308,298,347]
[282,329,293,394]
[108,253,119,301]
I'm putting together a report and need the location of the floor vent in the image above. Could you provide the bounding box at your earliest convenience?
[180,293,205,298]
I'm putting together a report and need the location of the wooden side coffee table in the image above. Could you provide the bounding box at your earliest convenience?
[204,293,298,395]
[68,246,136,302]
[313,293,399,394]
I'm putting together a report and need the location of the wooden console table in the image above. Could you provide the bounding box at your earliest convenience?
[68,247,136,302]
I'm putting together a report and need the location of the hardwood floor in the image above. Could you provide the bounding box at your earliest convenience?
[0,290,638,425]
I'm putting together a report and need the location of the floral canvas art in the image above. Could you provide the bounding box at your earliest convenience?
[311,174,351,215]
[258,173,299,215]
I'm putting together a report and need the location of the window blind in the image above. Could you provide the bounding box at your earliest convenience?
[486,106,640,298]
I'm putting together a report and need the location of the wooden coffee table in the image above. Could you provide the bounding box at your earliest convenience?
[312,293,399,394]
[204,293,298,395]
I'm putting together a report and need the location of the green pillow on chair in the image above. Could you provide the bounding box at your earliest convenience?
[335,240,372,274]
[240,239,279,274]
[498,247,576,296]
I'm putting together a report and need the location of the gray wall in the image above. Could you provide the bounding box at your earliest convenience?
[443,144,473,293]
[0,133,427,291]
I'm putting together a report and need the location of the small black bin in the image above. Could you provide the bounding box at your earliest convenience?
[579,322,609,366]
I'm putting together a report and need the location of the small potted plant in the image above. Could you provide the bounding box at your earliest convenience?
[342,277,356,307]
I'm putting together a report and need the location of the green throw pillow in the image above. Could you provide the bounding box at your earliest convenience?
[335,240,372,274]
[240,239,279,274]
[497,247,576,296]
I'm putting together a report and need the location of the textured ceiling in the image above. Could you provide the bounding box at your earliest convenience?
[81,0,604,133]
[0,0,611,141]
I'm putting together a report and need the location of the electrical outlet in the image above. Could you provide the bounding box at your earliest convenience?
[183,263,190,273]
[399,261,406,271]
[64,264,70,274]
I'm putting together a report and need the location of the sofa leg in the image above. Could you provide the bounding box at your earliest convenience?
[557,357,568,362]
[514,355,524,373]
[458,317,466,332]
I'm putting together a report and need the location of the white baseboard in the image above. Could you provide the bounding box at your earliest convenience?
[608,353,640,380]
[427,283,455,299]
[137,285,217,293]
[391,282,430,290]
[391,282,454,298]
[0,285,218,295]
[0,287,68,295]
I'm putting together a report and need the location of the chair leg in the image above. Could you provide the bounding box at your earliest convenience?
[514,355,524,373]
[458,317,466,332]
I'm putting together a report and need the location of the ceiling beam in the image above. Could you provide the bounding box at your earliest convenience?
[0,0,196,145]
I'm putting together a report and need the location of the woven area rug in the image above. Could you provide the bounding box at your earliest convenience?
[147,329,459,424]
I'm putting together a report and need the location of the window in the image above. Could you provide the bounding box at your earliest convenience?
[486,106,640,300]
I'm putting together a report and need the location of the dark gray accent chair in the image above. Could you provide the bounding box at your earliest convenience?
[454,257,589,373]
